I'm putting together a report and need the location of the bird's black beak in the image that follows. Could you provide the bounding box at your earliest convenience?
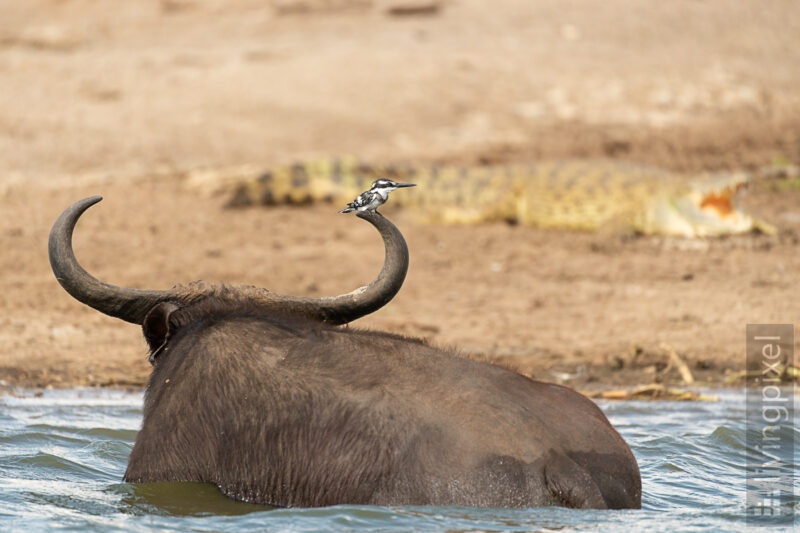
[396,183,416,188]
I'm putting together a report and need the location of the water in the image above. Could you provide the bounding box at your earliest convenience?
[1,389,796,532]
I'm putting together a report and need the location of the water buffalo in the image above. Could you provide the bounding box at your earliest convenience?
[49,196,641,509]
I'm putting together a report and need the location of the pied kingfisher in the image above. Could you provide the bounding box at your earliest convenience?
[339,179,416,214]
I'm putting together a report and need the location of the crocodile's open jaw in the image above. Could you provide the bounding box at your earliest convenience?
[665,173,776,237]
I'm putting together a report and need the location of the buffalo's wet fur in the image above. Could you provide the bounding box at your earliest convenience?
[124,295,640,509]
[49,197,641,510]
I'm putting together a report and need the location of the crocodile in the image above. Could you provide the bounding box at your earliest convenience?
[225,158,776,237]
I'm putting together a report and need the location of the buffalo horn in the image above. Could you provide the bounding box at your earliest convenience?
[49,196,173,324]
[49,197,408,325]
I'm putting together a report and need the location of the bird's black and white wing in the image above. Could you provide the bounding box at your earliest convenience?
[339,190,375,213]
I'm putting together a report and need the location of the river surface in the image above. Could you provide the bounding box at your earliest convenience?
[0,388,796,532]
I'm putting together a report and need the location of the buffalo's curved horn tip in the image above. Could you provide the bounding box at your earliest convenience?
[285,211,409,325]
[48,196,171,324]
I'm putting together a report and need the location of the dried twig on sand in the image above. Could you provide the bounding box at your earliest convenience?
[582,384,718,402]
[660,342,695,384]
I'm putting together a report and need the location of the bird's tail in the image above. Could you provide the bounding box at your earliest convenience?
[339,207,355,214]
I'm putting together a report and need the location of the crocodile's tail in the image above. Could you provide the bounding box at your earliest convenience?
[227,158,405,208]
[226,158,524,226]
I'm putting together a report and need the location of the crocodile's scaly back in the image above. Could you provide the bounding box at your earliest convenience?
[514,161,679,231]
[227,158,773,237]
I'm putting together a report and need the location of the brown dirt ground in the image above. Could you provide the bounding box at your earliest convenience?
[2,0,799,391]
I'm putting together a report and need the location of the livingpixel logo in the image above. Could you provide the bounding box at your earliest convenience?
[745,324,796,525]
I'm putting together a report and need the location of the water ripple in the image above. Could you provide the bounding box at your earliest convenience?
[0,388,796,532]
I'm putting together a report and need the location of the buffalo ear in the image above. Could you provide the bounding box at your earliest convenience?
[142,302,180,362]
